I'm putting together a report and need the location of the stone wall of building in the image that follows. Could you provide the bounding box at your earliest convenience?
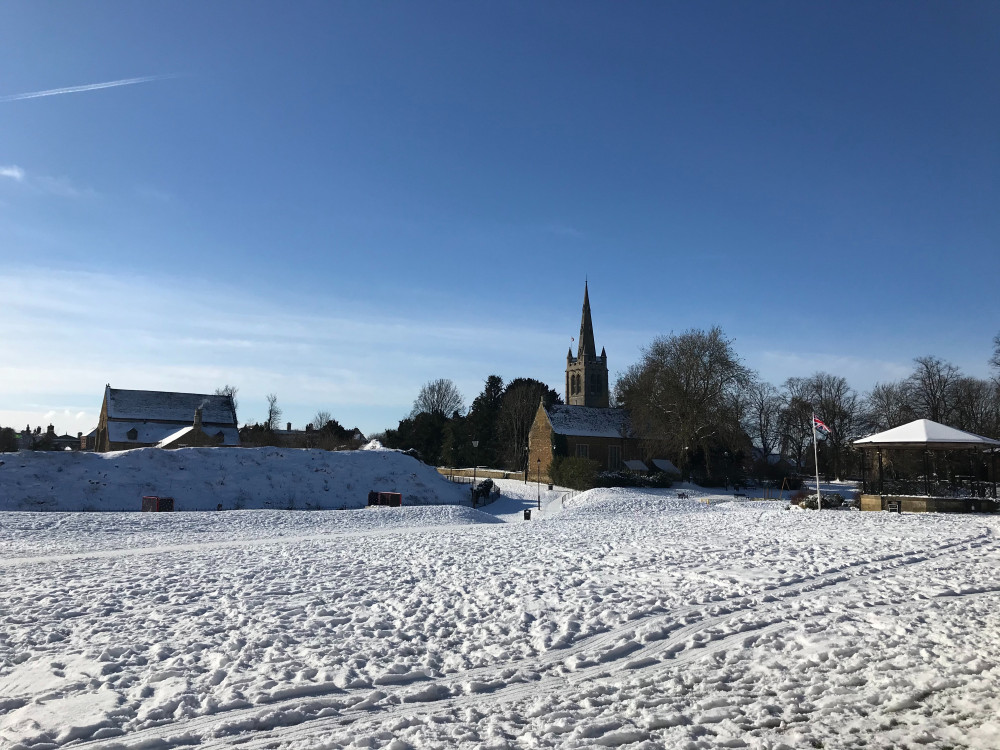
[528,403,555,482]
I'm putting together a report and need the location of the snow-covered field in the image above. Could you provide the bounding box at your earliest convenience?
[2,473,1000,748]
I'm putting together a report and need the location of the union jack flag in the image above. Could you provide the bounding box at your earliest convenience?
[813,416,832,436]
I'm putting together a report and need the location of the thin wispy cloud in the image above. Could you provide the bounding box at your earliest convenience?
[0,165,25,181]
[33,175,89,198]
[0,166,93,198]
[0,74,176,103]
[0,266,563,435]
[540,222,586,240]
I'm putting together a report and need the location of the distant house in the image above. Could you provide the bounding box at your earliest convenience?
[14,425,83,451]
[50,428,83,451]
[95,386,240,452]
[239,421,367,450]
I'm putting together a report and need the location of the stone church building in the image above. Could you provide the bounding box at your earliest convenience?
[94,386,240,452]
[528,284,654,481]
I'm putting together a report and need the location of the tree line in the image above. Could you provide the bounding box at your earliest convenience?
[379,376,561,470]
[616,328,1000,483]
[383,330,1000,484]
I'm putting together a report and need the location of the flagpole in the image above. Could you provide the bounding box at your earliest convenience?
[812,413,821,511]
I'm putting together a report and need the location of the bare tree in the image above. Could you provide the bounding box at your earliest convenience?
[991,333,1000,381]
[776,374,860,479]
[778,378,815,474]
[863,382,915,433]
[616,327,750,474]
[313,410,332,431]
[808,372,860,479]
[743,379,783,460]
[951,376,1000,437]
[495,378,560,470]
[215,384,239,420]
[411,378,465,418]
[266,393,282,431]
[907,356,961,423]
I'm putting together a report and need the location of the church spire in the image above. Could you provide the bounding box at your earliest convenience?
[565,282,609,408]
[577,281,597,358]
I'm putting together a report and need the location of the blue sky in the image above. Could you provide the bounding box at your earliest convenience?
[2,1,998,437]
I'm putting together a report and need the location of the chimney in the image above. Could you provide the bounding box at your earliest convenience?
[194,408,203,430]
[47,424,55,435]
[77,432,82,439]
[306,424,313,432]
[287,422,292,431]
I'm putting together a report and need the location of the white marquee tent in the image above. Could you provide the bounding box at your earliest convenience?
[853,419,1000,450]
[853,419,998,503]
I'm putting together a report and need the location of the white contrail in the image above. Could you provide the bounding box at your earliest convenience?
[0,74,176,103]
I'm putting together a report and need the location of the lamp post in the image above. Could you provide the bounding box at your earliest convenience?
[536,457,541,510]
[472,440,479,506]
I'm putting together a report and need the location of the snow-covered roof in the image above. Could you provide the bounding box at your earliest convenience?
[156,426,233,448]
[106,387,236,425]
[110,422,240,446]
[156,426,195,448]
[651,458,679,474]
[624,460,648,472]
[546,405,633,438]
[853,419,1000,449]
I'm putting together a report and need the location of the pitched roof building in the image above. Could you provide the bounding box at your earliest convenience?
[529,285,653,479]
[95,386,240,452]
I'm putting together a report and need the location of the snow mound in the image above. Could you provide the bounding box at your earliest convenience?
[562,487,714,517]
[0,446,469,512]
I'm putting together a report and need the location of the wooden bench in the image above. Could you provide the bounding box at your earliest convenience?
[677,491,689,499]
[886,500,901,513]
[733,492,749,499]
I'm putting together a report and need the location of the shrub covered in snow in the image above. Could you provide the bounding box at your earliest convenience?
[594,470,675,489]
[800,492,845,510]
[550,456,600,490]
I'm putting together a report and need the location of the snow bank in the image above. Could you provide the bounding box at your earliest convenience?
[0,446,469,512]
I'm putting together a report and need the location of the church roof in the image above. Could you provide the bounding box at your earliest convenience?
[105,387,237,425]
[546,405,634,438]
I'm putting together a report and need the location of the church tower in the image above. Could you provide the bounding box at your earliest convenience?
[565,282,609,408]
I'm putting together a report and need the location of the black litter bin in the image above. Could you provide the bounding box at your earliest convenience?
[523,509,531,521]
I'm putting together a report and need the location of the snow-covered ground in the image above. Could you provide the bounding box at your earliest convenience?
[2,472,1000,748]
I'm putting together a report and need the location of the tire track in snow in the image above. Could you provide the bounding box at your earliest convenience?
[62,529,995,750]
[0,523,491,568]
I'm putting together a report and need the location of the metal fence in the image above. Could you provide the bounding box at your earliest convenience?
[862,477,997,499]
